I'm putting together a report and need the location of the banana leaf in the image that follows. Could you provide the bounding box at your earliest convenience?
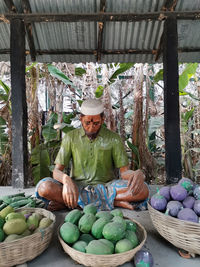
[0,117,8,155]
[31,144,50,185]
[42,112,58,142]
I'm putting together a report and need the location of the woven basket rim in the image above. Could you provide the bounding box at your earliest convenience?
[148,202,200,227]
[58,216,147,257]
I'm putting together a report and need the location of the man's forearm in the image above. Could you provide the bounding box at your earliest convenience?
[53,167,71,184]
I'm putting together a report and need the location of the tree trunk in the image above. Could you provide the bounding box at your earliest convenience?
[131,64,156,182]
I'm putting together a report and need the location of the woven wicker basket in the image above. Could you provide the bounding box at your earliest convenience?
[148,202,200,255]
[0,207,56,267]
[58,217,147,267]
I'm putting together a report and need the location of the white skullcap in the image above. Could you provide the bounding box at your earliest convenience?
[80,98,104,115]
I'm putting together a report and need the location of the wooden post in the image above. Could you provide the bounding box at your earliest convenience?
[10,19,28,188]
[163,15,182,184]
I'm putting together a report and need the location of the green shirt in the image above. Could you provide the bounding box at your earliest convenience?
[55,126,129,186]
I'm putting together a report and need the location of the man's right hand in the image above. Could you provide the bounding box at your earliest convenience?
[62,175,79,209]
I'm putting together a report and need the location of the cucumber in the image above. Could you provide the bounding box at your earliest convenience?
[10,199,33,208]
[0,192,25,201]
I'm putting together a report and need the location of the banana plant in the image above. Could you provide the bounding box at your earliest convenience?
[95,63,134,98]
[154,63,199,100]
[31,111,75,184]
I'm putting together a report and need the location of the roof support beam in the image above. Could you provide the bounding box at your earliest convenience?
[0,47,200,55]
[155,0,178,61]
[10,18,28,188]
[163,15,182,184]
[4,0,36,62]
[1,11,200,23]
[97,0,106,62]
[21,0,36,62]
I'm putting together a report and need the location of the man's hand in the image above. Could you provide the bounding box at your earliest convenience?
[120,167,145,195]
[62,175,79,209]
[127,169,145,195]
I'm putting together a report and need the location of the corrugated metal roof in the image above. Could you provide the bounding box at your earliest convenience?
[0,0,200,63]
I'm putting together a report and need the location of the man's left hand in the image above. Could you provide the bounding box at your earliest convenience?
[127,169,145,194]
[120,168,145,195]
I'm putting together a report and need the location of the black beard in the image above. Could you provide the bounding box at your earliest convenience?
[84,129,100,140]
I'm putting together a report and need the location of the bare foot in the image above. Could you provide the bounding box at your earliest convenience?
[114,200,135,210]
[47,201,67,211]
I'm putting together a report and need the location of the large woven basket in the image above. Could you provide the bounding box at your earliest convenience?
[148,202,200,255]
[0,207,56,267]
[58,217,147,267]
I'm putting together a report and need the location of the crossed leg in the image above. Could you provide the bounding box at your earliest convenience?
[37,179,149,211]
[114,183,149,210]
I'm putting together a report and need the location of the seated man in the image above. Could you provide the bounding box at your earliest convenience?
[36,98,149,211]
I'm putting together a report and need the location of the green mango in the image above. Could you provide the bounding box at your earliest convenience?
[3,218,27,235]
[27,213,39,231]
[38,218,53,229]
[5,212,26,221]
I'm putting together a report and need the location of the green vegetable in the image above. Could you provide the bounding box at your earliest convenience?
[5,212,26,221]
[72,240,87,252]
[125,219,137,232]
[83,204,97,215]
[10,199,33,208]
[115,238,134,253]
[112,216,126,230]
[102,222,125,241]
[60,222,80,244]
[79,233,95,244]
[98,239,114,254]
[91,217,110,239]
[86,240,113,255]
[0,205,14,219]
[125,230,138,248]
[4,234,21,242]
[110,209,123,217]
[0,217,5,228]
[96,211,113,220]
[3,218,27,235]
[64,209,83,225]
[38,218,52,229]
[0,203,7,211]
[0,228,5,242]
[0,192,25,201]
[78,213,96,233]
[27,213,39,231]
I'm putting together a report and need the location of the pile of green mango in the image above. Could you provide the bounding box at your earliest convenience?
[0,208,53,243]
[60,204,139,255]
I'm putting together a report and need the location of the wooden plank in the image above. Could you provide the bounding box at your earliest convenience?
[1,11,200,23]
[163,15,182,184]
[10,19,28,188]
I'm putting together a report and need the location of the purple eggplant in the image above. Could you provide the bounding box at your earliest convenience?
[193,186,200,200]
[182,196,195,209]
[165,201,183,217]
[159,186,171,201]
[177,208,198,223]
[193,200,200,216]
[178,177,194,192]
[150,193,167,211]
[170,184,187,201]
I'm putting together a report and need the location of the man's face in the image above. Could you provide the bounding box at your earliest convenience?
[80,114,104,135]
